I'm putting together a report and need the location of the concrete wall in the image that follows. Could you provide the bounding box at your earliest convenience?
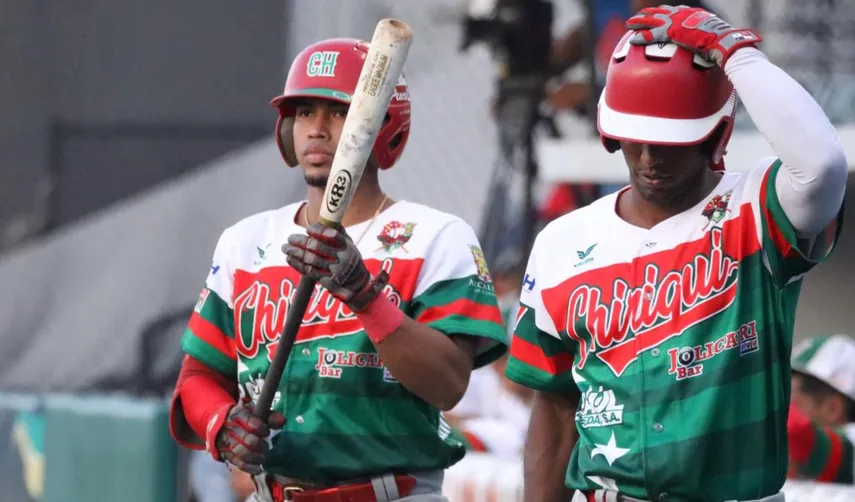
[0,0,287,248]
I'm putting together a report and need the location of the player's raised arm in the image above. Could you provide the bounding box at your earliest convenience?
[725,53,846,237]
[627,6,847,237]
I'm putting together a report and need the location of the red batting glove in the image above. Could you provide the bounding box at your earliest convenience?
[626,5,762,67]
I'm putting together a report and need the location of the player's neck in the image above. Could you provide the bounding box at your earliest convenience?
[304,175,389,228]
[622,170,722,229]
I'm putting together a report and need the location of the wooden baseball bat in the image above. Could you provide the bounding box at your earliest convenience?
[253,19,414,420]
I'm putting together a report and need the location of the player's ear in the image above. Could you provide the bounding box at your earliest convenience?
[821,394,849,425]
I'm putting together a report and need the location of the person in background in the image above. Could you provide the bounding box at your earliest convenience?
[491,248,525,329]
[230,468,258,502]
[789,334,855,484]
[442,250,534,458]
[188,450,240,502]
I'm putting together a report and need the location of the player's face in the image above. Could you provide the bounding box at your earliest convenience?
[619,141,708,205]
[790,376,821,419]
[291,99,349,188]
[791,375,847,427]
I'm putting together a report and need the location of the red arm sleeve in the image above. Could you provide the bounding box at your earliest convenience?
[169,355,238,453]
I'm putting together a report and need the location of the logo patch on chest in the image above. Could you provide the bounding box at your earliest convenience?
[376,221,416,253]
[565,227,740,376]
[314,347,395,381]
[667,320,759,380]
[234,280,362,361]
[701,190,733,228]
[576,385,624,428]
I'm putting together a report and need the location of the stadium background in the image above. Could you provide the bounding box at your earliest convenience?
[1,0,855,500]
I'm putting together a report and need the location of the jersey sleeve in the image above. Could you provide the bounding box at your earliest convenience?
[408,219,508,369]
[180,229,238,376]
[505,235,576,392]
[753,158,844,287]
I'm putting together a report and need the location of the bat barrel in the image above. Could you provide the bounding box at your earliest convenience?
[318,19,414,226]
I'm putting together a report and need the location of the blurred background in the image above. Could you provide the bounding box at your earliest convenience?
[1,0,855,500]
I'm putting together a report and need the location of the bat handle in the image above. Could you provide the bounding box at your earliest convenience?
[252,275,317,421]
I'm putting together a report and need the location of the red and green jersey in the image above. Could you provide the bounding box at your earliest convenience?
[506,159,843,501]
[179,200,508,482]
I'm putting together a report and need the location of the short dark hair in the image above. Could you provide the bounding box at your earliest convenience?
[796,372,855,422]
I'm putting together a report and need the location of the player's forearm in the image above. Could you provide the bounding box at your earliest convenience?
[376,315,473,410]
[725,48,847,235]
[523,390,578,502]
[357,296,473,410]
[177,356,238,440]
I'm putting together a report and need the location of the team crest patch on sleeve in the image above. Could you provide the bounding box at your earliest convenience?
[376,221,416,252]
[194,288,210,313]
[701,190,733,228]
[469,245,493,283]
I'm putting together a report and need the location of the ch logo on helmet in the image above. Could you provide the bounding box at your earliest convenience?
[307,51,339,77]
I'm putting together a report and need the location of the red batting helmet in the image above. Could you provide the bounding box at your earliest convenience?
[597,31,737,170]
[270,38,411,170]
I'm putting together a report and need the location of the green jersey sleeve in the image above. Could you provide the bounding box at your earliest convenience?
[757,158,843,287]
[181,229,238,376]
[409,219,508,369]
[505,234,575,392]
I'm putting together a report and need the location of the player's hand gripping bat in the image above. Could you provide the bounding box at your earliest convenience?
[252,19,414,421]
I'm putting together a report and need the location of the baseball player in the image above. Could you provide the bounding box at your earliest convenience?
[788,335,855,484]
[505,5,847,502]
[168,37,508,502]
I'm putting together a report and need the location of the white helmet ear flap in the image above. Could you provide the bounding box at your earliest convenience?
[275,115,299,167]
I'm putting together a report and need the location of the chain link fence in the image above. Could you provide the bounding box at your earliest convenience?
[722,0,855,128]
[281,0,855,264]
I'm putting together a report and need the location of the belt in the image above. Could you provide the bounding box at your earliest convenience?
[264,474,416,502]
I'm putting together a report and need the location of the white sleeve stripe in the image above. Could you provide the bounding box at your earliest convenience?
[413,220,484,299]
